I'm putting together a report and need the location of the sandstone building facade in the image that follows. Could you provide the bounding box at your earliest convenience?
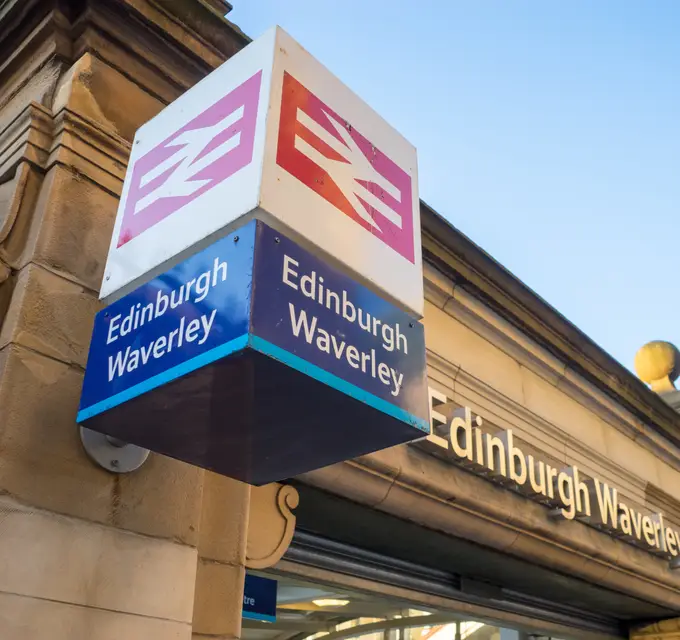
[1,2,680,639]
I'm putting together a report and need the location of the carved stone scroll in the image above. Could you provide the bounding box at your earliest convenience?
[246,483,299,569]
[0,161,28,247]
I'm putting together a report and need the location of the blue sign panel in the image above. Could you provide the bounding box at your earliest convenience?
[78,222,257,421]
[78,220,429,485]
[250,225,428,431]
[242,574,277,623]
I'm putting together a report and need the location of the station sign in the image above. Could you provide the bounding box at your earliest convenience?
[100,26,423,317]
[79,221,428,485]
[243,574,277,623]
[426,389,680,565]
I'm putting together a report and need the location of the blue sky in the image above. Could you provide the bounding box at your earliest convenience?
[229,1,680,371]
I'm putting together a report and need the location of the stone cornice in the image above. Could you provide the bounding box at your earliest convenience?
[0,0,249,113]
[421,203,680,451]
[423,251,680,512]
[0,102,53,177]
[76,0,248,97]
[299,450,680,612]
[0,5,71,113]
[48,107,129,195]
[0,101,129,189]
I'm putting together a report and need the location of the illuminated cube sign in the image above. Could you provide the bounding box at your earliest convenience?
[100,26,423,317]
[79,221,428,485]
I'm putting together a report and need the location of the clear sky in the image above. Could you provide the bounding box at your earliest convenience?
[229,1,680,372]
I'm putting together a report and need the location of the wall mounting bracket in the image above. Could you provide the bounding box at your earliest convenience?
[79,427,150,474]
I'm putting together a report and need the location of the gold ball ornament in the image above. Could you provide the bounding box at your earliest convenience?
[634,341,680,393]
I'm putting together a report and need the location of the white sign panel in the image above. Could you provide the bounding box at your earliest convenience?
[101,27,423,317]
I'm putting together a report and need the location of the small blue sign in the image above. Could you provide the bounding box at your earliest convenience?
[77,220,429,485]
[242,574,277,623]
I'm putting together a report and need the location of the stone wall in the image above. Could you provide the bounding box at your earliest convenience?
[0,2,250,638]
[2,2,680,639]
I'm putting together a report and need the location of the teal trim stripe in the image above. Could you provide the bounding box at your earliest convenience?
[249,335,428,432]
[77,333,250,422]
[243,612,276,623]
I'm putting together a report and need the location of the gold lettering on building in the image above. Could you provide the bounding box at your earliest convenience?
[427,387,680,562]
